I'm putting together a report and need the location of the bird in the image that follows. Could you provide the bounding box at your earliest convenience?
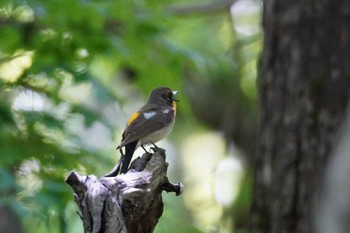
[116,86,179,174]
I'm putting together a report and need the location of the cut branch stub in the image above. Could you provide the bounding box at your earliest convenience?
[65,148,183,233]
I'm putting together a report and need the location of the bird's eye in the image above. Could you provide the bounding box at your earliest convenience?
[168,92,173,98]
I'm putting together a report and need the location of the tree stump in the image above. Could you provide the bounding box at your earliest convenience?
[65,147,183,233]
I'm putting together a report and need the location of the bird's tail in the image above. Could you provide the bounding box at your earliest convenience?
[120,141,138,174]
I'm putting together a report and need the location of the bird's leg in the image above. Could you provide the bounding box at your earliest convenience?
[141,144,149,154]
[150,141,165,156]
[151,141,158,149]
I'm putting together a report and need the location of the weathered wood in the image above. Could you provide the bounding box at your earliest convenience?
[66,148,183,233]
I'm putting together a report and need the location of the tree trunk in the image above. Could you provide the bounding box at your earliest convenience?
[251,0,350,232]
[66,148,183,233]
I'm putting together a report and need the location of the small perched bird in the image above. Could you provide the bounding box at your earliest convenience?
[116,87,179,174]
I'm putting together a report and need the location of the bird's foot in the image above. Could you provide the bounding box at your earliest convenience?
[151,142,164,151]
[141,144,152,154]
[150,143,166,158]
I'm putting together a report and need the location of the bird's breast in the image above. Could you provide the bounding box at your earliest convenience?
[138,118,175,147]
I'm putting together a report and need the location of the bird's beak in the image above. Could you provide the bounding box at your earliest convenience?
[172,91,180,102]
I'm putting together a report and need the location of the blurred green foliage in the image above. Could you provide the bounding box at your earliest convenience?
[0,0,261,232]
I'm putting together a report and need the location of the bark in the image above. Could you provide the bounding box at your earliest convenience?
[66,148,183,233]
[251,0,350,233]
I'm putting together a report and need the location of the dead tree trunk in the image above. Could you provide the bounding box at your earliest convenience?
[66,148,183,233]
[250,0,350,233]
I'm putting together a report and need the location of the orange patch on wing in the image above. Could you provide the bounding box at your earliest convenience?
[173,101,177,114]
[127,112,140,126]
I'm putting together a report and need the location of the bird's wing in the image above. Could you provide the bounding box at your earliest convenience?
[118,108,174,148]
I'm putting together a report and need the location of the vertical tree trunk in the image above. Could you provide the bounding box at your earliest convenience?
[251,0,350,233]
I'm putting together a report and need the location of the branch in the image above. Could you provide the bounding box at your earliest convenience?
[66,148,183,233]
